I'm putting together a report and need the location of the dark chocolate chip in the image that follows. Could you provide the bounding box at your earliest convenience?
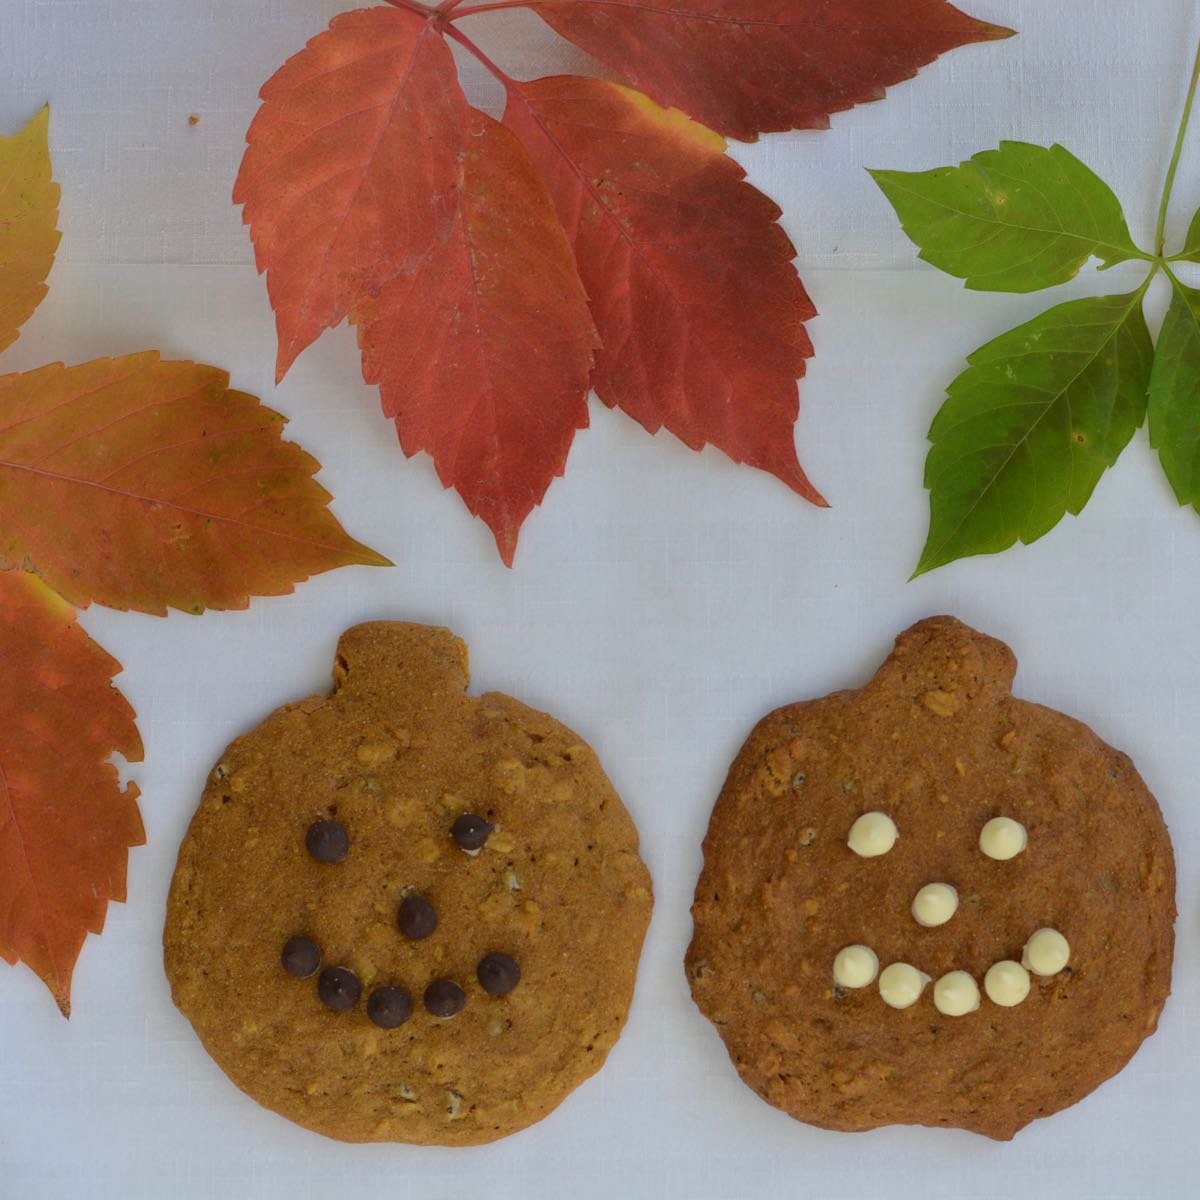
[367,986,413,1029]
[306,819,349,864]
[476,952,520,996]
[451,812,493,852]
[317,965,361,1011]
[398,894,438,940]
[424,978,466,1018]
[281,936,321,979]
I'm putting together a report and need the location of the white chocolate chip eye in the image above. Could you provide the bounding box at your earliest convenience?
[911,882,958,927]
[1022,927,1070,976]
[979,816,1027,861]
[933,970,980,1016]
[984,960,1031,1007]
[878,962,929,1009]
[848,811,898,858]
[832,945,879,989]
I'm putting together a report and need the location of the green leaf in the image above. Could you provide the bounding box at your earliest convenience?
[1176,205,1200,262]
[1148,276,1200,506]
[871,143,1143,292]
[916,292,1153,575]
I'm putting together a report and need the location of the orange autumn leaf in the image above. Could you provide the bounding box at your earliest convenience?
[0,106,61,353]
[0,352,389,614]
[0,569,144,1016]
[505,77,822,502]
[234,5,468,381]
[530,0,1013,141]
[356,109,597,565]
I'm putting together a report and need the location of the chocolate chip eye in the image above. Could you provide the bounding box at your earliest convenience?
[424,978,466,1018]
[367,986,413,1029]
[477,952,520,996]
[306,819,349,864]
[317,966,361,1011]
[451,812,493,852]
[398,895,438,940]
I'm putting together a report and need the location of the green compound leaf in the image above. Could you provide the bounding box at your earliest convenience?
[1148,277,1200,507]
[1177,206,1200,262]
[916,291,1153,575]
[871,142,1144,292]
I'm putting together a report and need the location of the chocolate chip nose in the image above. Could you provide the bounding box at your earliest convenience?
[398,894,438,940]
[305,819,349,864]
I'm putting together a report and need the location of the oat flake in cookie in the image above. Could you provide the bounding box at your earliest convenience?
[164,622,652,1145]
[686,616,1176,1140]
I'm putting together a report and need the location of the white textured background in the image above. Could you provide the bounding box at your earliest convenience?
[2,2,1199,1197]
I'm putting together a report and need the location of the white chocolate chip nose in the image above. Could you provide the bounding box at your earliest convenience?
[933,970,980,1016]
[848,811,898,858]
[878,962,929,1009]
[911,882,958,927]
[979,816,1027,860]
[1022,927,1070,976]
[832,945,879,989]
[984,960,1031,1007]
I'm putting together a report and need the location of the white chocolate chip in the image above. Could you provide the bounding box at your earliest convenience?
[848,811,898,858]
[911,882,959,927]
[933,970,980,1016]
[833,945,879,989]
[1022,927,1070,976]
[878,962,929,1009]
[979,816,1027,861]
[984,960,1031,1007]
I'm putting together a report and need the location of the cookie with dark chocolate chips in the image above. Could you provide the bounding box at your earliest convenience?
[164,622,652,1145]
[686,616,1176,1140]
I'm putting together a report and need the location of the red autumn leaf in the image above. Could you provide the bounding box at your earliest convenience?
[239,1,1011,561]
[356,109,597,565]
[234,5,468,381]
[505,76,822,502]
[530,0,1014,141]
[0,569,144,1016]
[0,352,389,614]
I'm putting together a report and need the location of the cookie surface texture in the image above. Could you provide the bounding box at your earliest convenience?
[165,622,652,1144]
[686,616,1175,1140]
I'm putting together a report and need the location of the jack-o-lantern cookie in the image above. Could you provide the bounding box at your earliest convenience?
[686,616,1175,1140]
[164,622,652,1145]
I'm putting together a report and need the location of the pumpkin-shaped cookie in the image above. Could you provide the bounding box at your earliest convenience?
[686,616,1175,1139]
[165,622,652,1144]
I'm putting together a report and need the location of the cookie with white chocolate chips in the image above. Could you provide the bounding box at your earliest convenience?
[165,622,652,1145]
[686,616,1175,1140]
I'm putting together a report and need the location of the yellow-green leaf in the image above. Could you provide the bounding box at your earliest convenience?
[0,106,61,354]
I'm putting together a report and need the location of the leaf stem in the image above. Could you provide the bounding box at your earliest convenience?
[379,0,437,14]
[1155,35,1200,257]
[447,1,531,17]
[443,22,516,87]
